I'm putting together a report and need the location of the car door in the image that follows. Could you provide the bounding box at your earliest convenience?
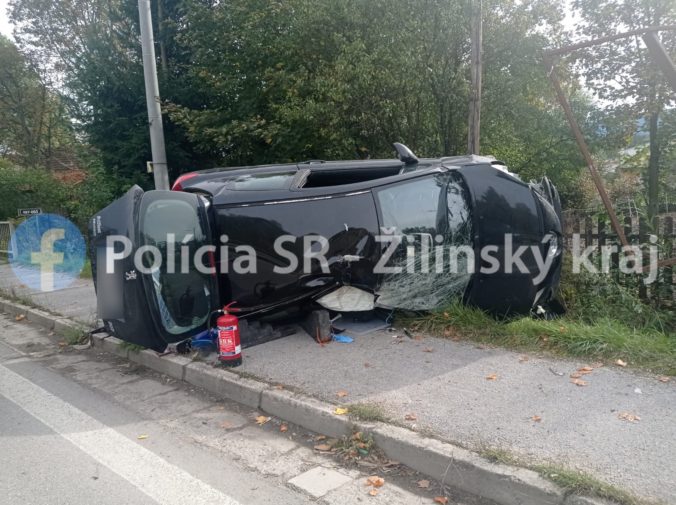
[89,186,219,351]
[372,172,474,310]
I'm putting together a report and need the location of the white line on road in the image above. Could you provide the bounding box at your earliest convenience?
[0,363,242,505]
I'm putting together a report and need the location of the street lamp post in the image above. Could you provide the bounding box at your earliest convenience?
[138,0,169,190]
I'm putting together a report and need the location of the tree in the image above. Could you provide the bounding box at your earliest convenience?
[571,0,676,224]
[8,0,609,209]
[9,0,213,182]
[0,36,73,168]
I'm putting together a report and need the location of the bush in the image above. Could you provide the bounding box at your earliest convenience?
[559,256,675,334]
[0,162,123,233]
[0,165,69,220]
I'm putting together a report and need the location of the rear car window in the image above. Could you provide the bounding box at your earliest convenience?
[139,193,214,335]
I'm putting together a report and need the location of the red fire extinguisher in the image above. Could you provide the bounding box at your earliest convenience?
[215,303,242,367]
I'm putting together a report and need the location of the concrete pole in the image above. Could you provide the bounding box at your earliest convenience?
[138,0,169,190]
[467,0,483,155]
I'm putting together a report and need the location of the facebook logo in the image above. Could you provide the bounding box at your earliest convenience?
[9,214,85,292]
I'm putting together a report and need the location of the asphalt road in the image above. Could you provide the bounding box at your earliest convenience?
[0,314,465,505]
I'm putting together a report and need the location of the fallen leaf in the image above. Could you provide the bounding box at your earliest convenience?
[570,378,587,386]
[423,347,435,353]
[334,407,349,415]
[434,497,449,505]
[578,366,593,373]
[15,314,25,321]
[368,488,379,496]
[570,372,583,379]
[314,444,332,451]
[531,415,542,422]
[618,412,641,423]
[615,359,628,367]
[315,435,327,441]
[336,390,349,398]
[404,413,417,421]
[417,479,430,488]
[280,424,288,433]
[519,355,529,362]
[255,415,270,425]
[137,434,148,440]
[658,376,670,383]
[220,421,233,429]
[274,384,284,390]
[486,373,498,381]
[58,341,67,347]
[366,475,385,487]
[443,311,450,319]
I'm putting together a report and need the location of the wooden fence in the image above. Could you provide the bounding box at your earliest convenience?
[562,211,675,305]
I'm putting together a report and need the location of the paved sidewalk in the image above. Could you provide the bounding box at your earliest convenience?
[1,267,674,503]
[0,263,96,324]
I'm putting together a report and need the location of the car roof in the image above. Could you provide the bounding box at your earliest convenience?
[183,154,502,207]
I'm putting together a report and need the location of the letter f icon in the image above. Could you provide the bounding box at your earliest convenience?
[31,228,65,292]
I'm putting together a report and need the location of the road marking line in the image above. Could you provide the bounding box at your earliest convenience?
[0,363,242,505]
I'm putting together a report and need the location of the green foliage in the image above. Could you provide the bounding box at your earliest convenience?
[533,464,656,505]
[559,257,675,333]
[347,403,390,423]
[0,165,69,218]
[62,161,127,231]
[0,36,74,168]
[8,0,611,206]
[571,0,675,220]
[9,0,212,181]
[0,162,124,232]
[417,299,676,375]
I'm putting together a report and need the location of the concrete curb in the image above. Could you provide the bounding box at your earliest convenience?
[368,424,563,505]
[1,296,614,505]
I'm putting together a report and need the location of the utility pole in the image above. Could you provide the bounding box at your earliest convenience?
[467,0,483,155]
[138,0,169,190]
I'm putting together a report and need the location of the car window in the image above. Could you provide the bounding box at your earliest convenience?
[226,172,296,191]
[140,194,213,335]
[376,175,442,235]
[374,173,473,310]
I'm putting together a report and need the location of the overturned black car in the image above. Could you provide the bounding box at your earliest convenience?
[90,144,563,351]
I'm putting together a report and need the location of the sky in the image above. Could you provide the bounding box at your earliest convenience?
[0,0,12,39]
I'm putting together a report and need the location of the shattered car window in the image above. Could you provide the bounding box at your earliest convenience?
[375,173,473,310]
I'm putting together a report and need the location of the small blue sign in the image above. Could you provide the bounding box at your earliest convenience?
[9,214,86,292]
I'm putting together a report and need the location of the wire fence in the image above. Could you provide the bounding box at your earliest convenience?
[0,221,16,260]
[562,211,675,306]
